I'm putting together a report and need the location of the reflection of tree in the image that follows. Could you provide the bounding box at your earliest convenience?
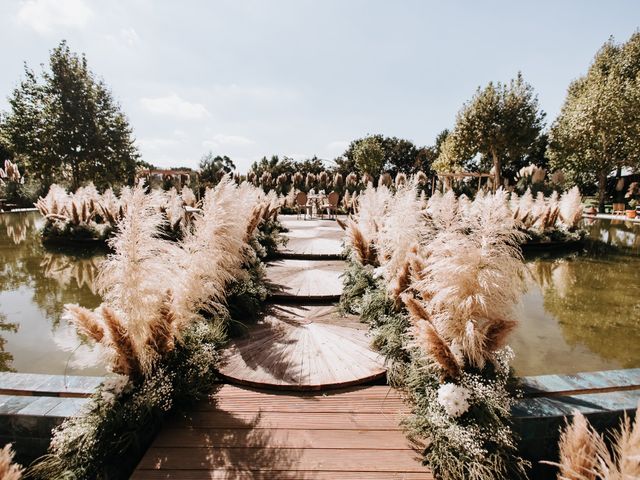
[0,312,18,372]
[529,253,640,367]
[0,211,103,326]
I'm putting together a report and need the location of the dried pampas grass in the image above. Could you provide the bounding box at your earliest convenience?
[544,403,640,480]
[0,444,22,480]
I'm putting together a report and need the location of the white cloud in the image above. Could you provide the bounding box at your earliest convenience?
[16,0,93,34]
[140,94,210,120]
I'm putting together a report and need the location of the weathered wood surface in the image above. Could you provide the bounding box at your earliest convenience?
[266,259,344,301]
[219,305,385,390]
[132,384,433,479]
[279,215,345,259]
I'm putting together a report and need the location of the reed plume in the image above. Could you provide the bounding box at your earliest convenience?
[0,444,23,480]
[379,173,392,187]
[545,403,640,480]
[402,293,431,323]
[174,177,258,327]
[413,189,525,368]
[101,305,140,377]
[98,182,182,374]
[146,291,177,356]
[546,411,601,480]
[65,304,105,342]
[411,319,460,380]
[559,186,583,229]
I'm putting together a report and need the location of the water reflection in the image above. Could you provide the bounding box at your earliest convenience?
[0,212,35,245]
[0,211,105,374]
[512,219,640,375]
[0,211,638,377]
[583,217,640,252]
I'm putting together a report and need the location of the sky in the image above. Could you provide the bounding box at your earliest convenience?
[0,0,639,173]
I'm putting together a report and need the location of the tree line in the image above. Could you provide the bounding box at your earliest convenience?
[1,34,639,211]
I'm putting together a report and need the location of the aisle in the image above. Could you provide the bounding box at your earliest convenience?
[218,215,385,390]
[133,214,432,479]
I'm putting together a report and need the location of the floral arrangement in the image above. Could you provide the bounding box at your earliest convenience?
[36,182,199,244]
[510,186,585,244]
[341,182,530,480]
[29,177,276,479]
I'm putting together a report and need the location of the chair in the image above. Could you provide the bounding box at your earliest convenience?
[295,191,311,219]
[322,191,340,219]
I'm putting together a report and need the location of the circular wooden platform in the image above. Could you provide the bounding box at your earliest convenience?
[279,216,345,260]
[267,259,344,301]
[219,305,386,390]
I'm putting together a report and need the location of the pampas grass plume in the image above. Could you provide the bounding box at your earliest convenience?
[0,444,23,480]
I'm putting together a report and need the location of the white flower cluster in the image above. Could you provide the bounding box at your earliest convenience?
[437,383,471,418]
[100,375,130,406]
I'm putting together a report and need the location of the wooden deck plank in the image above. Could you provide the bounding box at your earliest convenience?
[137,447,426,472]
[151,428,413,449]
[132,470,433,479]
[167,411,405,430]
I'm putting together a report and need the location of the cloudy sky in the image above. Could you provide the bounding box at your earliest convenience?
[0,0,638,173]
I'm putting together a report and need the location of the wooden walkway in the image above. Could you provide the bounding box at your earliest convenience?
[219,305,386,390]
[266,259,344,301]
[132,384,432,479]
[279,217,344,259]
[133,215,432,478]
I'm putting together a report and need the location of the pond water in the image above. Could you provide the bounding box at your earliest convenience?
[0,211,105,375]
[0,211,638,377]
[512,218,640,375]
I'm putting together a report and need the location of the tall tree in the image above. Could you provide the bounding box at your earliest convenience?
[341,134,426,175]
[548,33,640,211]
[352,136,385,177]
[1,41,139,191]
[198,152,236,186]
[446,73,545,186]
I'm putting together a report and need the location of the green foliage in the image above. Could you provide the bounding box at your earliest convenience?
[254,217,288,260]
[338,257,378,314]
[444,73,545,185]
[30,320,225,480]
[341,135,428,176]
[352,136,386,177]
[226,255,268,333]
[199,152,236,188]
[41,219,107,244]
[0,177,41,208]
[1,41,139,191]
[548,32,640,211]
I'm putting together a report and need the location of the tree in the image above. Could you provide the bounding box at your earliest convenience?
[341,134,426,176]
[199,152,235,186]
[548,33,640,211]
[433,131,466,173]
[447,73,545,186]
[1,41,139,191]
[351,136,385,177]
